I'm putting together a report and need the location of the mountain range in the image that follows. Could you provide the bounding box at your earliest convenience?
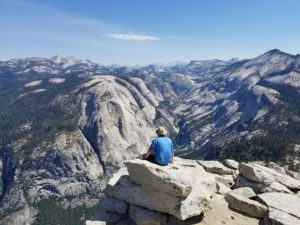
[0,49,300,224]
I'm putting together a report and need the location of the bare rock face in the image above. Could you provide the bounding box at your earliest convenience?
[23,131,105,204]
[235,174,266,193]
[225,192,268,218]
[87,157,300,225]
[78,76,176,171]
[229,187,256,198]
[0,185,27,221]
[105,158,216,220]
[265,208,300,225]
[239,163,275,184]
[235,174,292,194]
[2,207,38,225]
[261,182,294,194]
[239,163,300,190]
[200,195,260,225]
[128,204,167,225]
[198,160,234,175]
[215,174,235,187]
[124,159,201,197]
[216,182,231,195]
[99,196,128,215]
[105,171,191,219]
[286,170,300,181]
[224,159,239,170]
[258,192,300,220]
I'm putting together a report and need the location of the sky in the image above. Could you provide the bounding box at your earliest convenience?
[0,0,300,65]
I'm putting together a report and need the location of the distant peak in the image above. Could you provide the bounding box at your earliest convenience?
[266,49,283,55]
[50,55,76,62]
[263,49,294,57]
[51,55,62,62]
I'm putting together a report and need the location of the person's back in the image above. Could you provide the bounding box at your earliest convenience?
[143,127,174,165]
[149,136,173,165]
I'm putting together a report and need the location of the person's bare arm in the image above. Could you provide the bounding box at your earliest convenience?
[143,151,151,159]
[171,152,174,163]
[170,140,174,163]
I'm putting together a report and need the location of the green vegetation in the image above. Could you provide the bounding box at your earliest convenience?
[32,197,100,225]
[0,74,85,158]
[203,134,295,162]
[203,83,300,165]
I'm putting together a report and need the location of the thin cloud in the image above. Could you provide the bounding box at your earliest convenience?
[168,35,181,40]
[106,33,160,41]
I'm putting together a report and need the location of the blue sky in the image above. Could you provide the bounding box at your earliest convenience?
[0,0,300,65]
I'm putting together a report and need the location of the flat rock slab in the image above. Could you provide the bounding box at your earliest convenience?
[229,187,256,198]
[261,182,294,194]
[265,208,300,225]
[125,158,203,197]
[216,182,231,195]
[239,163,300,190]
[239,163,275,184]
[286,170,300,181]
[224,159,239,170]
[198,160,234,175]
[258,192,300,220]
[225,193,268,218]
[200,195,260,225]
[105,166,216,220]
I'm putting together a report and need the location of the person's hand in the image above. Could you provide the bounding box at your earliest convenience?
[142,153,147,159]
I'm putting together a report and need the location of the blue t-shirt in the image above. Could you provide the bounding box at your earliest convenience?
[148,136,174,165]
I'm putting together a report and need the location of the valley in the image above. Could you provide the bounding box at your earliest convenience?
[0,49,300,224]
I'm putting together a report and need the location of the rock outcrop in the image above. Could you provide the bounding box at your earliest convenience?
[258,192,300,220]
[199,195,260,225]
[229,187,256,198]
[3,50,300,224]
[225,192,267,218]
[105,159,216,220]
[124,159,196,197]
[265,208,300,225]
[239,163,300,190]
[78,76,177,172]
[87,158,300,225]
[224,159,239,170]
[198,160,234,175]
[2,207,38,225]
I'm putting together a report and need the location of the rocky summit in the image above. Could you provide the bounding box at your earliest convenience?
[86,157,300,225]
[1,50,300,224]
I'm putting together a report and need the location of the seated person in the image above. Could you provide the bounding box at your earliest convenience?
[143,126,174,165]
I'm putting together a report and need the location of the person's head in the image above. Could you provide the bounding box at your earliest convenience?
[156,126,167,137]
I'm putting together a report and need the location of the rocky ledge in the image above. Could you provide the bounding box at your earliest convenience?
[86,157,300,225]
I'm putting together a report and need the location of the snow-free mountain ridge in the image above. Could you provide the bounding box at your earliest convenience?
[0,49,300,224]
